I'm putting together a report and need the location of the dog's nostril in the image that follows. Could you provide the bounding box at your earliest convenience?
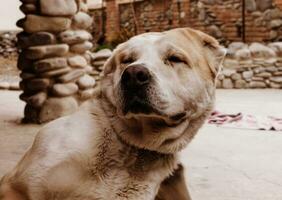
[136,71,149,83]
[122,70,131,83]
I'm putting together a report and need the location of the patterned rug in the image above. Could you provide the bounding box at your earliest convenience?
[208,111,282,131]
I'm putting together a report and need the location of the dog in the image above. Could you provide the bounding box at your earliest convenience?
[0,27,225,200]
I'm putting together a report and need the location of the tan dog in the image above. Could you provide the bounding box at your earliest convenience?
[0,28,225,200]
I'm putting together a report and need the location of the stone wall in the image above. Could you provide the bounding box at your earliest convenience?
[244,0,282,42]
[103,0,189,42]
[0,31,19,58]
[88,8,105,44]
[188,0,282,44]
[17,0,97,123]
[218,42,282,89]
[91,0,282,44]
[189,0,242,45]
[119,0,175,35]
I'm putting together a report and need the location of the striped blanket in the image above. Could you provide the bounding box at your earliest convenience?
[208,111,282,131]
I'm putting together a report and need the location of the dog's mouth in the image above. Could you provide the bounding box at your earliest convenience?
[121,85,188,124]
[123,96,155,115]
[122,97,188,126]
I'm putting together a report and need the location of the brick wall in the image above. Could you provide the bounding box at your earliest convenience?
[187,0,242,44]
[119,0,174,33]
[187,0,282,44]
[89,8,106,44]
[105,0,120,42]
[90,0,282,44]
[275,0,282,9]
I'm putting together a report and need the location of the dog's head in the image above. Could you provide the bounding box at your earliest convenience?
[100,28,225,153]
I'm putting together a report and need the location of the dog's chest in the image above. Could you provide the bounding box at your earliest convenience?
[84,167,159,200]
[76,131,177,200]
[42,127,176,200]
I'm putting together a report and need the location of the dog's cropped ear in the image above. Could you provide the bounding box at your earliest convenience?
[196,30,226,78]
[103,54,117,76]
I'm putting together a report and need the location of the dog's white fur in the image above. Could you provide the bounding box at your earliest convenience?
[0,28,225,200]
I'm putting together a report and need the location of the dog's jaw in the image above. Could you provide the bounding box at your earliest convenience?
[100,91,212,154]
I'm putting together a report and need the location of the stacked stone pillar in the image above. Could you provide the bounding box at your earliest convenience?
[17,0,96,123]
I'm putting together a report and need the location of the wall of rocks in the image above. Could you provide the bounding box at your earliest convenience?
[187,0,282,45]
[218,42,282,89]
[90,48,112,79]
[189,0,242,45]
[91,0,282,44]
[244,0,282,42]
[88,8,106,44]
[119,0,175,36]
[0,31,19,58]
[97,0,190,43]
[17,0,98,123]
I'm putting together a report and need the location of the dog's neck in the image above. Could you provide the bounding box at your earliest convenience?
[88,94,178,176]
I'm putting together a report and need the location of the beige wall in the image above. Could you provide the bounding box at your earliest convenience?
[0,0,24,30]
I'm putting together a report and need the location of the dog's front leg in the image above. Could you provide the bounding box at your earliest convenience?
[155,164,192,200]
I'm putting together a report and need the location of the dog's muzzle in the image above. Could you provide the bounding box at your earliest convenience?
[121,64,154,115]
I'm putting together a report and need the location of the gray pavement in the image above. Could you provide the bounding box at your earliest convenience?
[0,90,282,200]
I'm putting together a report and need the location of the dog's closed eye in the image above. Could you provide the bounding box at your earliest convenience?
[167,55,184,63]
[121,56,136,65]
[165,54,188,66]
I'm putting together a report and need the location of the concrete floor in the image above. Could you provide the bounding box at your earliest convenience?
[0,90,282,200]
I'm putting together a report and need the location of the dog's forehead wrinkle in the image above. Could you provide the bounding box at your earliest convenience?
[117,43,158,63]
[125,34,191,63]
[131,32,163,42]
[128,34,162,50]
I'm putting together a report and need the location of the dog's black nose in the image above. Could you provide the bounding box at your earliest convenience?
[121,65,151,88]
